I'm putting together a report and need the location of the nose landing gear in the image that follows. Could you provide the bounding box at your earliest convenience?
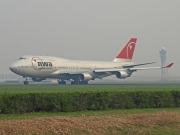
[24,80,29,85]
[23,77,29,85]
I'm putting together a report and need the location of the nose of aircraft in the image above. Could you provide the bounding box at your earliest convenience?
[9,63,18,73]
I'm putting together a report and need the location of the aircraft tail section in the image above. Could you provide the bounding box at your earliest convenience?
[113,38,137,62]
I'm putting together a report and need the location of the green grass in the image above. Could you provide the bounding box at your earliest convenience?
[0,84,180,93]
[0,84,179,134]
[0,108,179,120]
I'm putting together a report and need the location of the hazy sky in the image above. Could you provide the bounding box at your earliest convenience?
[0,0,180,80]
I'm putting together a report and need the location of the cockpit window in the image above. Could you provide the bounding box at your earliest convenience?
[19,57,26,60]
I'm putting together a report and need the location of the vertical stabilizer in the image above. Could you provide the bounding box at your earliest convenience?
[113,38,137,62]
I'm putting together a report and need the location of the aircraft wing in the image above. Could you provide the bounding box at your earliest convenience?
[51,63,174,75]
[128,63,174,71]
[94,63,174,73]
[51,63,173,80]
[122,62,156,68]
[51,70,91,75]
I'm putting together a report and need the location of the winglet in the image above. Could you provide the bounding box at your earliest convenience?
[166,63,174,68]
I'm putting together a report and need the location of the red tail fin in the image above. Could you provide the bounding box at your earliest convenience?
[115,38,137,60]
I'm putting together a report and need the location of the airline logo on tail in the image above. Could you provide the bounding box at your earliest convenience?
[116,38,137,60]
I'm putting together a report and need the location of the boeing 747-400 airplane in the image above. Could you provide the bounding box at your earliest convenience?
[9,38,173,85]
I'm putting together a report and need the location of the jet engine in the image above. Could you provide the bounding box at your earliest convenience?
[79,73,93,81]
[32,78,46,82]
[115,71,129,79]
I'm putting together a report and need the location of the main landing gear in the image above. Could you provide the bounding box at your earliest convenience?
[71,81,88,85]
[58,80,66,85]
[57,80,88,85]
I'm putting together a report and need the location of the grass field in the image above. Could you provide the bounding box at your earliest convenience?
[0,84,180,134]
[0,84,180,93]
[0,108,180,120]
[0,108,180,135]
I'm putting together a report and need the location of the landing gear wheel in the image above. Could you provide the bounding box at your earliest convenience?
[71,81,79,85]
[24,81,29,85]
[58,80,66,85]
[79,81,88,85]
[71,81,88,85]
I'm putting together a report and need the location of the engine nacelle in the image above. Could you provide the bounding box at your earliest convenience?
[79,73,93,81]
[116,71,128,79]
[32,78,46,82]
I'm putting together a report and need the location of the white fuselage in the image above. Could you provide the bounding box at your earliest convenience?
[10,55,133,79]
